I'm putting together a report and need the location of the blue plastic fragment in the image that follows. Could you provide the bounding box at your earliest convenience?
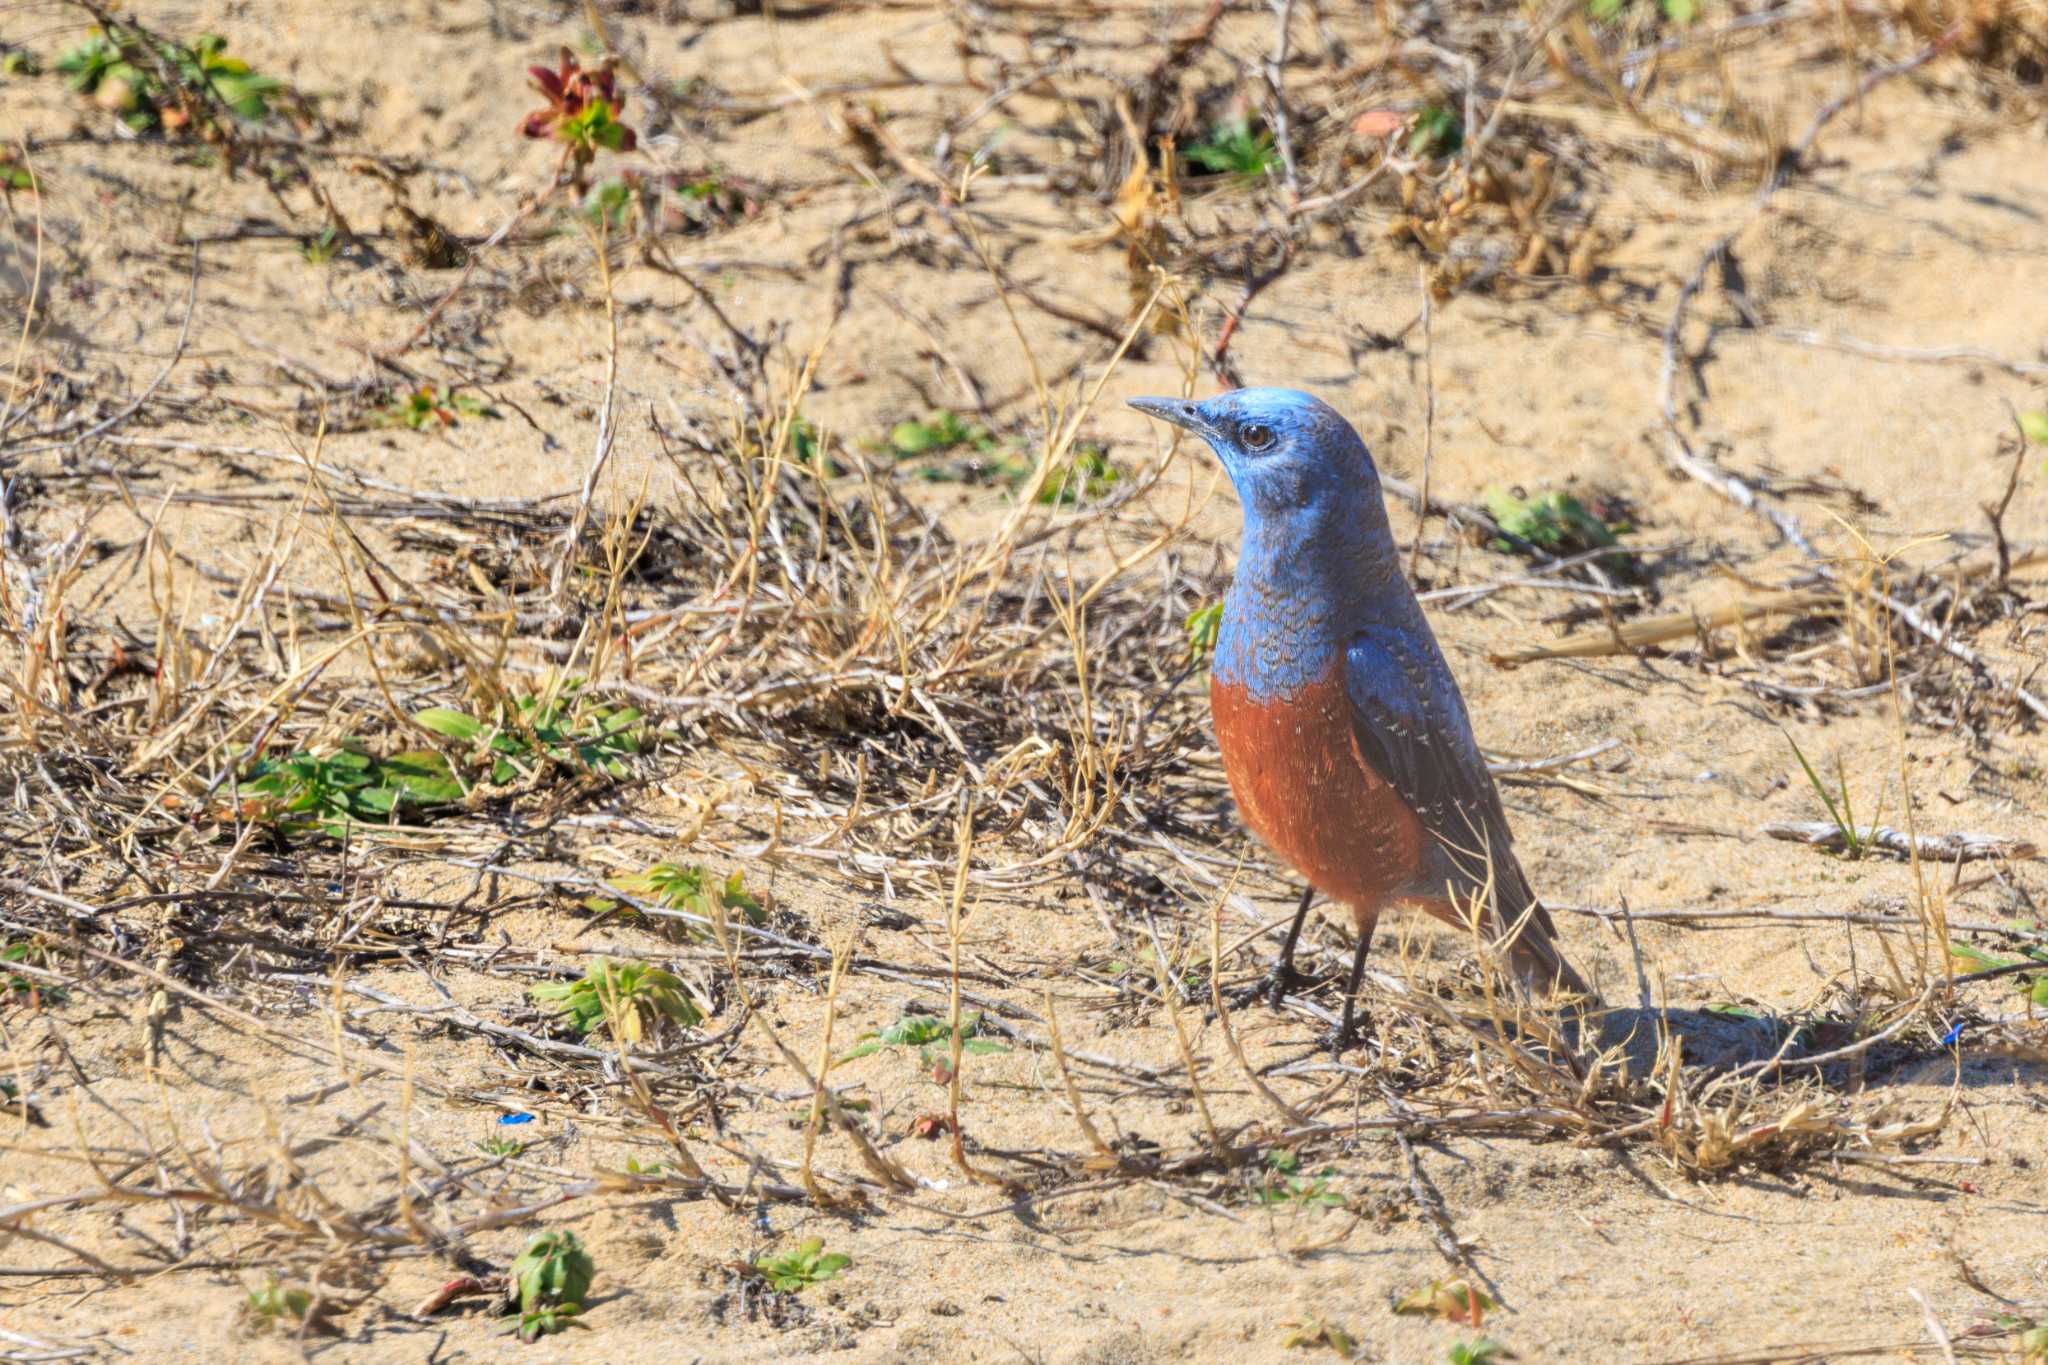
[499,1112,537,1126]
[1939,1021,1964,1048]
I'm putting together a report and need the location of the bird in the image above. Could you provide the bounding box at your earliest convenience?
[1129,387,1589,1044]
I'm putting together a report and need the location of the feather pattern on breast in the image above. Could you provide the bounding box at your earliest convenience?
[1210,666,1429,911]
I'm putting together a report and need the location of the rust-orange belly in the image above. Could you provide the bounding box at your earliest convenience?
[1211,669,1428,911]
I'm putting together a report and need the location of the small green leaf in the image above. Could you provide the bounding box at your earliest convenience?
[247,1281,313,1323]
[1448,1343,1511,1365]
[2019,411,2048,446]
[507,1230,594,1317]
[891,420,943,454]
[414,707,484,740]
[1184,119,1277,182]
[1409,105,1463,159]
[755,1237,849,1291]
[1186,601,1223,662]
[1037,445,1120,506]
[354,786,399,815]
[382,750,466,804]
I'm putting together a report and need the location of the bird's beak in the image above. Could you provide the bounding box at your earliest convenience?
[1127,396,1214,440]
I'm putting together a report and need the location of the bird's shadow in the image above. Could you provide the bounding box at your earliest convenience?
[1588,1003,1826,1077]
[1582,1003,2036,1091]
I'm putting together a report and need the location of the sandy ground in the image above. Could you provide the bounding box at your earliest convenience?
[2,2,2046,1361]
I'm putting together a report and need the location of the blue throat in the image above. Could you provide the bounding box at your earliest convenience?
[1214,505,1397,699]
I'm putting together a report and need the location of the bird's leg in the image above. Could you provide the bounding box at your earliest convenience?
[1262,884,1315,1007]
[1329,917,1378,1054]
[1229,885,1315,1009]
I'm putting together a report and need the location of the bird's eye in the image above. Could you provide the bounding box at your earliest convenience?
[1240,423,1275,451]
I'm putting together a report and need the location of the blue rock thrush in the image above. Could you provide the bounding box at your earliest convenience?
[1130,388,1588,1043]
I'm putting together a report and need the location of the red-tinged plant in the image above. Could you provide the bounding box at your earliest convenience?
[519,48,636,184]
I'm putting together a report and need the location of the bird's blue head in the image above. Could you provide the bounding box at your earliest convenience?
[1130,387,1405,692]
[1129,387,1394,565]
[1128,387,1383,522]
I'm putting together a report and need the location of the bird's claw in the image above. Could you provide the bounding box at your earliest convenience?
[1224,962,1305,1012]
[1321,1012,1374,1057]
[1261,961,1305,1010]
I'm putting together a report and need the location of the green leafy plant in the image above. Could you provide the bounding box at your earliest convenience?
[1186,601,1223,663]
[1185,119,1277,182]
[1258,1152,1346,1211]
[886,409,996,457]
[583,176,635,230]
[1280,1318,1358,1355]
[0,145,37,197]
[1995,1314,2048,1362]
[1039,445,1120,505]
[55,33,142,122]
[478,1135,527,1158]
[415,689,651,783]
[376,386,499,430]
[837,1010,1009,1066]
[1448,1342,1512,1365]
[531,958,704,1041]
[179,33,282,121]
[1589,0,1697,21]
[1261,1173,1346,1210]
[1784,733,1875,860]
[772,414,841,472]
[895,424,1123,503]
[507,1230,594,1341]
[2,941,66,1008]
[1396,1278,1497,1327]
[246,1280,315,1330]
[753,1237,849,1292]
[1409,105,1464,159]
[655,170,761,234]
[519,48,636,182]
[238,745,465,837]
[57,28,281,134]
[1948,941,2048,1007]
[517,1304,584,1340]
[1483,486,1627,565]
[584,863,763,931]
[299,226,340,265]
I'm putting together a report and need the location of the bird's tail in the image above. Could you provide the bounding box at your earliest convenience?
[1503,898,1591,1001]
[1485,857,1594,1005]
[1412,837,1595,1004]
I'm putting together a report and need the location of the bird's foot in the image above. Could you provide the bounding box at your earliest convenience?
[1321,1012,1374,1058]
[1225,961,1306,1012]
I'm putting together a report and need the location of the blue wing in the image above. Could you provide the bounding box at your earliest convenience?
[1342,625,1527,905]
[1343,625,1584,993]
